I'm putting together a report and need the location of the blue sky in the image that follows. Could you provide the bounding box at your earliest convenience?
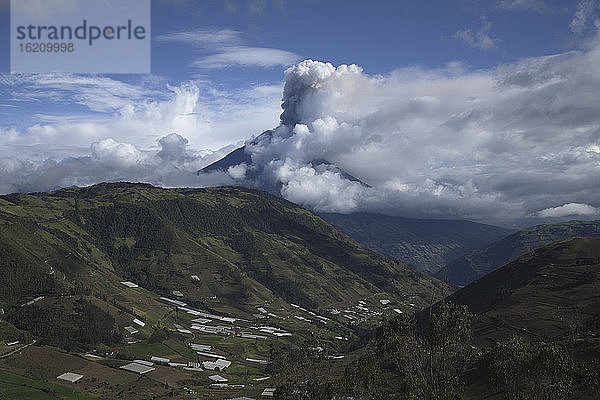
[150,1,589,82]
[1,1,587,89]
[0,0,599,225]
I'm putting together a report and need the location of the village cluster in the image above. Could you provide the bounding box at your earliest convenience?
[1,278,415,399]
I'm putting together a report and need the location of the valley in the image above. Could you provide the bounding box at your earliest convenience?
[0,183,598,399]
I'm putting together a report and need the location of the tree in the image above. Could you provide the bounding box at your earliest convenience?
[269,343,335,400]
[338,354,399,400]
[375,302,475,400]
[485,336,576,400]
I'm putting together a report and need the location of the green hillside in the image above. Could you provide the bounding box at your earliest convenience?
[438,220,600,285]
[0,183,445,314]
[261,236,600,400]
[393,237,600,400]
[437,236,600,346]
[320,212,511,274]
[0,183,448,399]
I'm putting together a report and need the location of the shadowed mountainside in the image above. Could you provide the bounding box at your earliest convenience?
[320,212,511,274]
[438,220,600,285]
[425,237,600,346]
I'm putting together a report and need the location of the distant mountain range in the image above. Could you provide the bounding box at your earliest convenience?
[437,220,600,286]
[319,212,512,274]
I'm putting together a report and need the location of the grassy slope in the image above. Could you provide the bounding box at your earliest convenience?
[0,183,448,346]
[436,237,600,346]
[320,212,511,274]
[438,220,600,285]
[0,182,452,399]
[0,369,96,400]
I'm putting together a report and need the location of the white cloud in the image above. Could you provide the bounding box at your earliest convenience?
[91,138,147,169]
[498,0,550,12]
[453,21,499,50]
[0,134,236,195]
[4,31,600,225]
[216,49,600,223]
[570,0,598,34]
[227,163,247,179]
[156,29,243,47]
[3,73,165,115]
[537,203,599,218]
[156,28,301,70]
[277,161,368,213]
[1,75,283,151]
[192,47,300,69]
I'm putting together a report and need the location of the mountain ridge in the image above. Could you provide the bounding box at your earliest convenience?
[0,182,447,330]
[430,236,600,346]
[438,219,600,285]
[319,212,512,274]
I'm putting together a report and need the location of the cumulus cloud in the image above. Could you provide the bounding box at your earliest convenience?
[453,21,499,50]
[0,133,235,195]
[4,31,600,225]
[0,73,283,195]
[0,75,283,151]
[158,133,190,161]
[537,203,599,218]
[205,43,600,224]
[228,163,247,179]
[91,139,146,169]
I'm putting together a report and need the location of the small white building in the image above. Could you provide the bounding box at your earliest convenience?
[209,374,228,382]
[151,356,170,364]
[191,317,211,324]
[168,362,187,367]
[159,297,188,307]
[184,366,204,372]
[124,326,138,334]
[245,358,269,365]
[203,359,231,371]
[132,318,145,327]
[56,372,83,383]
[189,343,212,351]
[174,324,192,334]
[240,333,267,340]
[197,351,226,359]
[120,362,155,374]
